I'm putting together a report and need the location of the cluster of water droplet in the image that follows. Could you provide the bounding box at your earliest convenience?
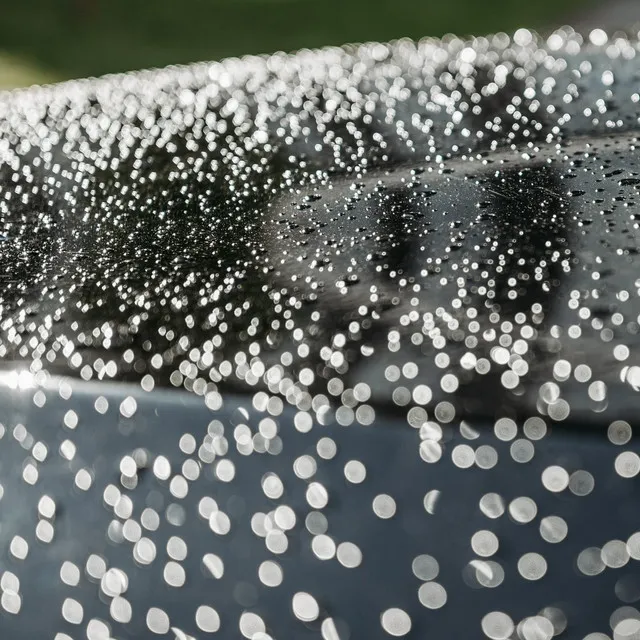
[0,25,639,640]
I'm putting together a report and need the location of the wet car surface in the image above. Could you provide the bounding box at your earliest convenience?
[0,27,639,639]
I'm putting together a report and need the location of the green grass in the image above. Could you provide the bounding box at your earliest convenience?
[0,0,587,87]
[0,53,56,89]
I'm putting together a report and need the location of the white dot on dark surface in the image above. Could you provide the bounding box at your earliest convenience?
[373,494,396,519]
[292,592,320,622]
[196,606,221,633]
[381,608,412,637]
[418,582,447,609]
[481,611,514,640]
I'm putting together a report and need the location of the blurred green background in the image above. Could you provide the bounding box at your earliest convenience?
[0,0,602,89]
